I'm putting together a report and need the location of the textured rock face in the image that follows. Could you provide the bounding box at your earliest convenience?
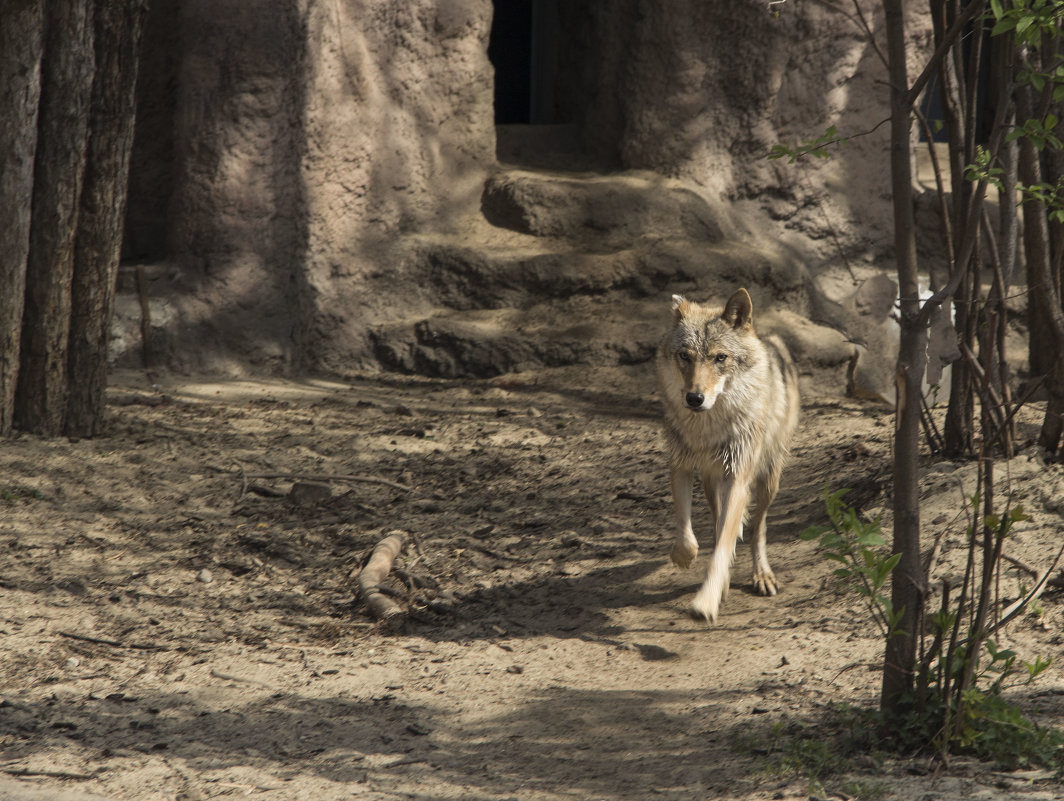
[166,1,309,373]
[119,0,927,380]
[298,1,496,373]
[125,0,495,375]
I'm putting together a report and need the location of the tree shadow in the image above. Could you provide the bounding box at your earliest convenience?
[0,681,793,799]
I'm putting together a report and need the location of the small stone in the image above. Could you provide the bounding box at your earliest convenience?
[560,531,581,548]
[65,657,80,669]
[287,481,333,506]
[57,578,89,596]
[197,568,213,584]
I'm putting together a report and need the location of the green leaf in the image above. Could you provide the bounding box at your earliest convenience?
[991,16,1017,36]
[933,609,957,633]
[1025,655,1052,679]
[857,530,886,548]
[820,532,844,550]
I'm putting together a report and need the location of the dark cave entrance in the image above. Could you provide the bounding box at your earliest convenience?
[488,1,621,170]
[488,0,559,125]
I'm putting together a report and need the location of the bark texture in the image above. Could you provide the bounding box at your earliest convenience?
[66,0,147,437]
[16,0,94,436]
[0,1,43,436]
[881,0,926,713]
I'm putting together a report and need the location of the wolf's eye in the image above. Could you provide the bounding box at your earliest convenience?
[678,352,692,363]
[714,353,728,364]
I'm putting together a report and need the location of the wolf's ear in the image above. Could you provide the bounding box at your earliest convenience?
[671,294,691,321]
[722,288,754,330]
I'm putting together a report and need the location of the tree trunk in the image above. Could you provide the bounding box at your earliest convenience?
[1016,81,1064,453]
[16,0,95,436]
[0,1,43,436]
[882,0,927,713]
[938,0,982,457]
[1041,359,1064,453]
[1023,41,1064,382]
[1038,43,1064,453]
[65,0,148,438]
[994,32,1019,449]
[943,250,975,455]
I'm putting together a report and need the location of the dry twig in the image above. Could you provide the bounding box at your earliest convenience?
[58,630,167,651]
[240,471,412,493]
[988,544,1064,635]
[1,765,98,780]
[209,668,276,689]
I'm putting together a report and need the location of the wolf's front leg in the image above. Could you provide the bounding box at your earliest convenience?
[669,465,699,569]
[749,504,778,596]
[749,473,780,596]
[691,479,749,622]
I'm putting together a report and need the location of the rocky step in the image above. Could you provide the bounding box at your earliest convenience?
[481,168,729,244]
[377,166,892,394]
[371,294,853,381]
[406,234,808,312]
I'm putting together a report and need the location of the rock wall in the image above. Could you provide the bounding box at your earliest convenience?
[166,0,308,373]
[119,0,930,379]
[299,1,495,374]
[565,2,931,272]
[124,0,494,375]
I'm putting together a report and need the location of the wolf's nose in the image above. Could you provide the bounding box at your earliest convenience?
[685,392,704,409]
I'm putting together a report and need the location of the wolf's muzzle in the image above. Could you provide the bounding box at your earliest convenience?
[685,392,705,409]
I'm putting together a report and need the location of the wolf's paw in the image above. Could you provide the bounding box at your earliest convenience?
[689,595,719,624]
[690,568,727,623]
[670,539,698,569]
[752,568,779,597]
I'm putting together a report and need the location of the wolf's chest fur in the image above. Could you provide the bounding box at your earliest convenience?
[662,364,770,473]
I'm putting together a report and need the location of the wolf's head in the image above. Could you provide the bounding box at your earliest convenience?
[660,288,756,412]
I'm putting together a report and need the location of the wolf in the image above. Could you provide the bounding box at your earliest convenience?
[657,288,800,622]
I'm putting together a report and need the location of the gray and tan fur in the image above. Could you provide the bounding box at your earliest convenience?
[657,288,800,622]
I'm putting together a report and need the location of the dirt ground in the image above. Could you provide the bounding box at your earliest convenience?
[1,362,1062,801]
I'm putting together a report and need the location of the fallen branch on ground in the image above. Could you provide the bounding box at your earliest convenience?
[357,531,408,622]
